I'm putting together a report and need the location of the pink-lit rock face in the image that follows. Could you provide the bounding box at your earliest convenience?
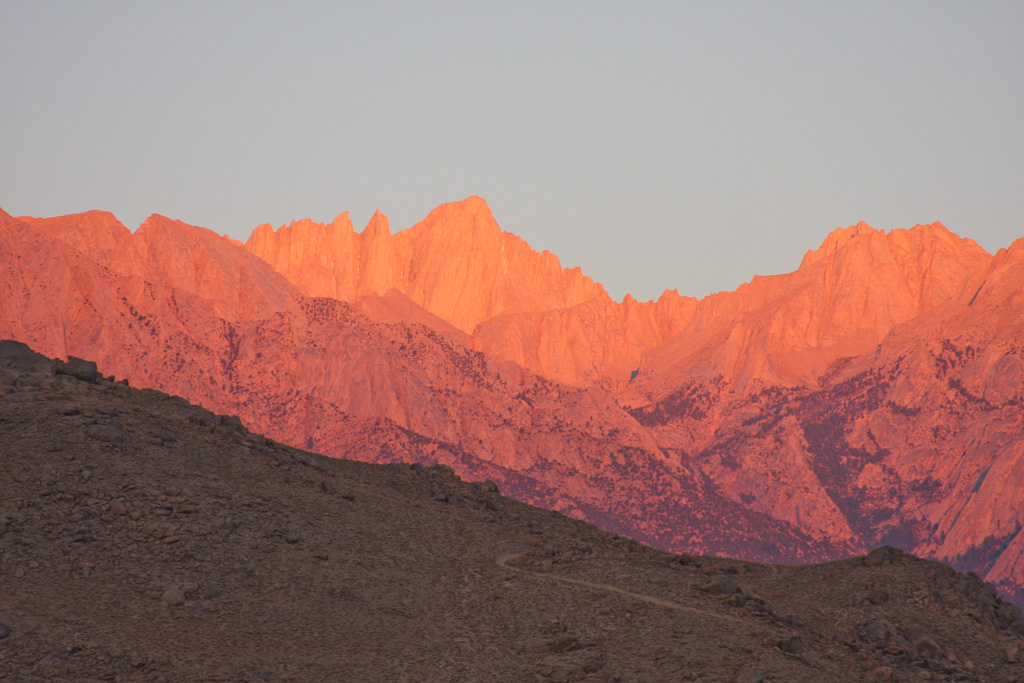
[3,201,1023,605]
[248,206,993,395]
[246,196,607,334]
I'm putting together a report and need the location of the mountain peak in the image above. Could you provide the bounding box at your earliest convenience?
[12,209,130,263]
[799,221,879,268]
[330,211,355,232]
[413,196,499,237]
[362,209,390,238]
[136,213,187,235]
[244,196,606,334]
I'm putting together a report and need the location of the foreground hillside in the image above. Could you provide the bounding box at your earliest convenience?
[2,341,1024,682]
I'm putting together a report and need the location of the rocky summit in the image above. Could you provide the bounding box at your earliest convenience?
[2,341,1024,682]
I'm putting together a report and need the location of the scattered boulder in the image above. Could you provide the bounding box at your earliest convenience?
[863,546,902,567]
[866,666,892,682]
[703,574,740,595]
[996,602,1024,629]
[478,480,499,494]
[161,585,186,607]
[674,553,696,566]
[432,464,457,479]
[865,588,889,605]
[776,635,812,656]
[1007,645,1021,664]
[148,427,177,446]
[319,480,337,494]
[86,423,124,443]
[219,414,244,432]
[914,635,943,659]
[860,620,894,647]
[56,402,81,416]
[0,621,10,640]
[58,356,99,383]
[550,636,581,653]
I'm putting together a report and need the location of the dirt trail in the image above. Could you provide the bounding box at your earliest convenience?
[495,552,767,629]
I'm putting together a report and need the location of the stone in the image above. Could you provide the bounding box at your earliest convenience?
[866,666,892,682]
[56,402,81,416]
[161,585,186,606]
[219,414,244,431]
[863,546,901,567]
[86,424,124,443]
[1008,645,1021,663]
[865,588,889,605]
[148,427,176,445]
[914,636,943,659]
[59,357,99,383]
[997,602,1024,628]
[703,574,740,595]
[776,635,811,655]
[861,621,893,647]
[110,500,127,516]
[0,622,10,640]
[550,636,581,653]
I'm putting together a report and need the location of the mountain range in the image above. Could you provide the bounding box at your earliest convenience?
[2,196,1022,605]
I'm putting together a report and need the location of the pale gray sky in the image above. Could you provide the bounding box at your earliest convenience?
[2,1,1021,301]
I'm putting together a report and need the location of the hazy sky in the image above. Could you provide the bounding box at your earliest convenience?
[3,1,1021,301]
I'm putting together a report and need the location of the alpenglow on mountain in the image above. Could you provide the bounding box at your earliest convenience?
[2,197,1023,605]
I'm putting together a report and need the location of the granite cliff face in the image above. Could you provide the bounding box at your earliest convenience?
[245,197,607,334]
[2,200,1022,604]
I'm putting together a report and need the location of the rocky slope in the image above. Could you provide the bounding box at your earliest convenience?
[620,234,1024,603]
[3,341,1024,682]
[2,200,1022,608]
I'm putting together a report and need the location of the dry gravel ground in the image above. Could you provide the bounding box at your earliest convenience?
[2,341,1023,682]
